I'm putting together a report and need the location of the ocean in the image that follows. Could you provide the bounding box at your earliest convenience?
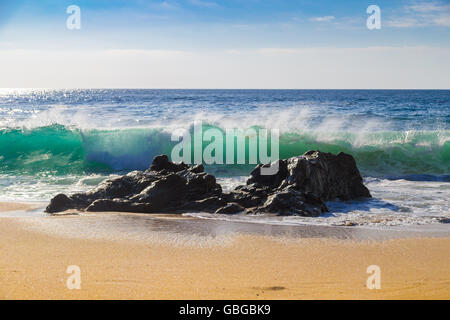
[0,89,449,228]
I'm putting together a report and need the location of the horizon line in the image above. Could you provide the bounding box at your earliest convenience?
[2,88,450,90]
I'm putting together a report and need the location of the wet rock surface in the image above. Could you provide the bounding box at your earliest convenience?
[46,151,371,216]
[228,150,371,216]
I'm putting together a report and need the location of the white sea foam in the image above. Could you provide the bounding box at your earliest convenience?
[1,90,449,230]
[187,177,450,228]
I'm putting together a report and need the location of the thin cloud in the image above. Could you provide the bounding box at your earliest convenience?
[409,2,444,12]
[189,0,219,8]
[159,1,179,10]
[309,16,335,22]
[387,1,450,28]
[433,14,450,27]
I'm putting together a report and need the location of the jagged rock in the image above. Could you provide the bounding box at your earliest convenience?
[148,154,189,173]
[214,203,245,215]
[46,194,77,213]
[259,188,328,217]
[178,197,227,212]
[227,150,371,216]
[46,151,371,217]
[246,151,371,201]
[46,155,222,214]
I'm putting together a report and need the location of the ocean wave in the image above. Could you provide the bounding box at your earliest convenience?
[0,124,448,176]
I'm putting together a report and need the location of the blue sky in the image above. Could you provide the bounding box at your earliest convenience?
[0,0,449,88]
[1,0,450,49]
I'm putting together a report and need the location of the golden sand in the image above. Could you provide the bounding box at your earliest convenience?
[0,202,40,212]
[0,203,449,300]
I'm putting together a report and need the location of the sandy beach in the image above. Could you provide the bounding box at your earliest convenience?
[2,0,449,305]
[0,202,449,300]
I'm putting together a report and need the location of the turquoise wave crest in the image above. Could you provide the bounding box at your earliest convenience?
[1,124,448,176]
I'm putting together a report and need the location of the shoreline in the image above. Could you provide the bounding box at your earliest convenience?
[0,202,42,213]
[1,202,449,299]
[2,201,449,241]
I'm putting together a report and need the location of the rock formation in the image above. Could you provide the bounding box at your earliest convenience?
[227,150,371,216]
[46,151,371,216]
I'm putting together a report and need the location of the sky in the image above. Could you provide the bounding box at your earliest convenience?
[0,0,449,88]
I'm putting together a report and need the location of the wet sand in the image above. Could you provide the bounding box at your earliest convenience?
[0,202,41,213]
[0,202,449,299]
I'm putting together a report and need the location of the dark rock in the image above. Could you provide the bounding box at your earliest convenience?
[148,154,189,173]
[259,188,328,217]
[46,154,222,214]
[247,160,288,188]
[129,173,187,207]
[190,164,205,174]
[246,150,370,201]
[178,197,227,212]
[227,150,370,216]
[86,199,155,213]
[215,203,245,215]
[45,151,371,217]
[46,194,77,213]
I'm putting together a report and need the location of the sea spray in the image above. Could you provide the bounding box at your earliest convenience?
[1,89,448,225]
[0,124,448,176]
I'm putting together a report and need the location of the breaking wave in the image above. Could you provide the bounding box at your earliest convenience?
[0,124,448,177]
